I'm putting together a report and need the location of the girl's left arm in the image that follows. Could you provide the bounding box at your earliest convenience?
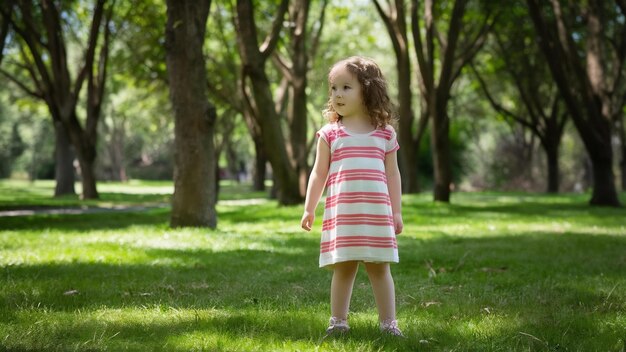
[385,151,403,235]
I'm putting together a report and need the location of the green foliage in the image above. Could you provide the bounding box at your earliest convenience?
[0,123,24,178]
[0,87,54,180]
[0,182,625,350]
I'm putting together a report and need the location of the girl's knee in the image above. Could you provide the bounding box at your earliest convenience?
[333,261,359,276]
[364,262,391,278]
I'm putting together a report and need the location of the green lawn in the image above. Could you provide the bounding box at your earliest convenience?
[0,180,625,351]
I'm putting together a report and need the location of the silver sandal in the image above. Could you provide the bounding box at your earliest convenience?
[325,316,350,336]
[380,319,405,337]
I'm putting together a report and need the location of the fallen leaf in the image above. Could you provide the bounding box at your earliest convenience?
[481,267,508,273]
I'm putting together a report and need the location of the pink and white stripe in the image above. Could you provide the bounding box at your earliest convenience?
[326,169,387,186]
[325,192,391,208]
[321,235,398,254]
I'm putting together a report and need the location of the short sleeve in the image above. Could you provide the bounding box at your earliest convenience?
[316,123,337,146]
[385,125,400,154]
[316,126,329,146]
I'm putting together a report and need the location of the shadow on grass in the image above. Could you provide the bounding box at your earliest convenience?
[0,206,303,232]
[1,242,323,313]
[402,201,626,228]
[0,208,171,231]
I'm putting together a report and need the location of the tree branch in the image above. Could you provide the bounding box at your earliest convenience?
[437,0,467,100]
[0,68,42,98]
[272,52,293,81]
[549,0,589,91]
[73,0,106,111]
[260,0,288,59]
[373,0,403,57]
[17,46,45,95]
[274,76,290,118]
[410,0,433,93]
[214,2,239,78]
[87,0,113,138]
[309,0,327,62]
[453,9,496,74]
[7,3,54,91]
[470,62,538,134]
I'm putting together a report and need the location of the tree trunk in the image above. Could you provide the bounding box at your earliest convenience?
[589,153,620,205]
[64,112,100,199]
[543,139,560,193]
[109,126,127,182]
[431,105,451,202]
[526,0,621,206]
[291,76,309,197]
[251,74,302,204]
[397,54,420,194]
[284,0,311,198]
[235,0,302,205]
[373,0,419,193]
[253,139,267,191]
[251,133,266,191]
[53,120,76,197]
[165,0,217,228]
[78,155,99,199]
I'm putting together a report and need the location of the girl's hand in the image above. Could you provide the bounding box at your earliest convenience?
[301,212,314,231]
[393,213,403,235]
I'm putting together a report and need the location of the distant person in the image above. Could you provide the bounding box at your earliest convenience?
[301,56,404,338]
[238,161,247,183]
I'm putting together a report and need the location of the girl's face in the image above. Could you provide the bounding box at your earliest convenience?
[329,65,365,119]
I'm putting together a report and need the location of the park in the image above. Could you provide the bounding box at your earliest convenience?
[1,0,625,351]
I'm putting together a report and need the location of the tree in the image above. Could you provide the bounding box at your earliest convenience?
[104,0,174,182]
[526,0,624,206]
[273,0,328,196]
[472,2,567,193]
[1,0,114,199]
[205,3,267,191]
[373,0,428,193]
[165,0,217,227]
[0,1,74,196]
[411,0,495,201]
[234,0,302,205]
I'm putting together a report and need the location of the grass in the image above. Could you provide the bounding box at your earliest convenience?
[0,180,625,351]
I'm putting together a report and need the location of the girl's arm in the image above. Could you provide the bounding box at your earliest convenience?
[301,138,331,231]
[385,150,403,234]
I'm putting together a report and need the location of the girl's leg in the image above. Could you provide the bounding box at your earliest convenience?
[330,261,359,320]
[364,262,396,322]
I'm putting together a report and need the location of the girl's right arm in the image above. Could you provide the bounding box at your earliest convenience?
[301,138,331,231]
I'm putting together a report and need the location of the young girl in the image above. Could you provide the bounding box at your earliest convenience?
[301,56,404,337]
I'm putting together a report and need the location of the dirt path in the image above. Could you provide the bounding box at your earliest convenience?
[0,198,268,217]
[0,204,169,217]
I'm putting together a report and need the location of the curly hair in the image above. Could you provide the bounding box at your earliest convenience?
[322,56,395,128]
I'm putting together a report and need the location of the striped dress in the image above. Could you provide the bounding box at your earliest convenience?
[316,121,400,268]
